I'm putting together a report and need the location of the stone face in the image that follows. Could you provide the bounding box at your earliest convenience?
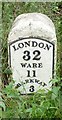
[8,13,57,94]
[8,13,56,43]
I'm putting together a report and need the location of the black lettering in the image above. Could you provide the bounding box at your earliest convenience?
[44,44,51,50]
[12,45,19,51]
[18,43,24,48]
[27,70,30,77]
[23,50,30,61]
[38,63,43,68]
[33,63,37,68]
[30,79,34,83]
[38,82,47,86]
[25,79,29,83]
[42,82,47,87]
[39,42,44,48]
[38,82,42,85]
[32,41,37,47]
[27,70,36,77]
[20,63,27,68]
[33,70,36,77]
[27,64,31,68]
[29,85,34,92]
[15,83,21,88]
[24,41,30,47]
[33,50,41,60]
[35,79,40,83]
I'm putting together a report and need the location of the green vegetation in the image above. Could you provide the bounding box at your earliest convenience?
[0,2,62,119]
[1,80,62,119]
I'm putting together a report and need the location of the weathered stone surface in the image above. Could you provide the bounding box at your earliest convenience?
[8,13,56,43]
[8,13,57,94]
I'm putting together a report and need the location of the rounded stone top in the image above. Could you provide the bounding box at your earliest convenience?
[8,13,56,43]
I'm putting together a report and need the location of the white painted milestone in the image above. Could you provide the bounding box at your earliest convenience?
[8,13,57,94]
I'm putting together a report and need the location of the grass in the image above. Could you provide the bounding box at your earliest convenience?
[1,2,62,119]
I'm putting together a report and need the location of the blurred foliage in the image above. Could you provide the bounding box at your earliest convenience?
[2,80,62,119]
[1,2,62,119]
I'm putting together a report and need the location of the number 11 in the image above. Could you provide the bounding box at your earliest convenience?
[27,70,36,77]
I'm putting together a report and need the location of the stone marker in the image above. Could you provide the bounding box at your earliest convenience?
[8,13,57,94]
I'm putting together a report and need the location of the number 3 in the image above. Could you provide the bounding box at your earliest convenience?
[23,50,30,61]
[29,85,34,92]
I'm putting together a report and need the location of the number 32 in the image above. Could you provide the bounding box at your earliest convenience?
[23,50,41,61]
